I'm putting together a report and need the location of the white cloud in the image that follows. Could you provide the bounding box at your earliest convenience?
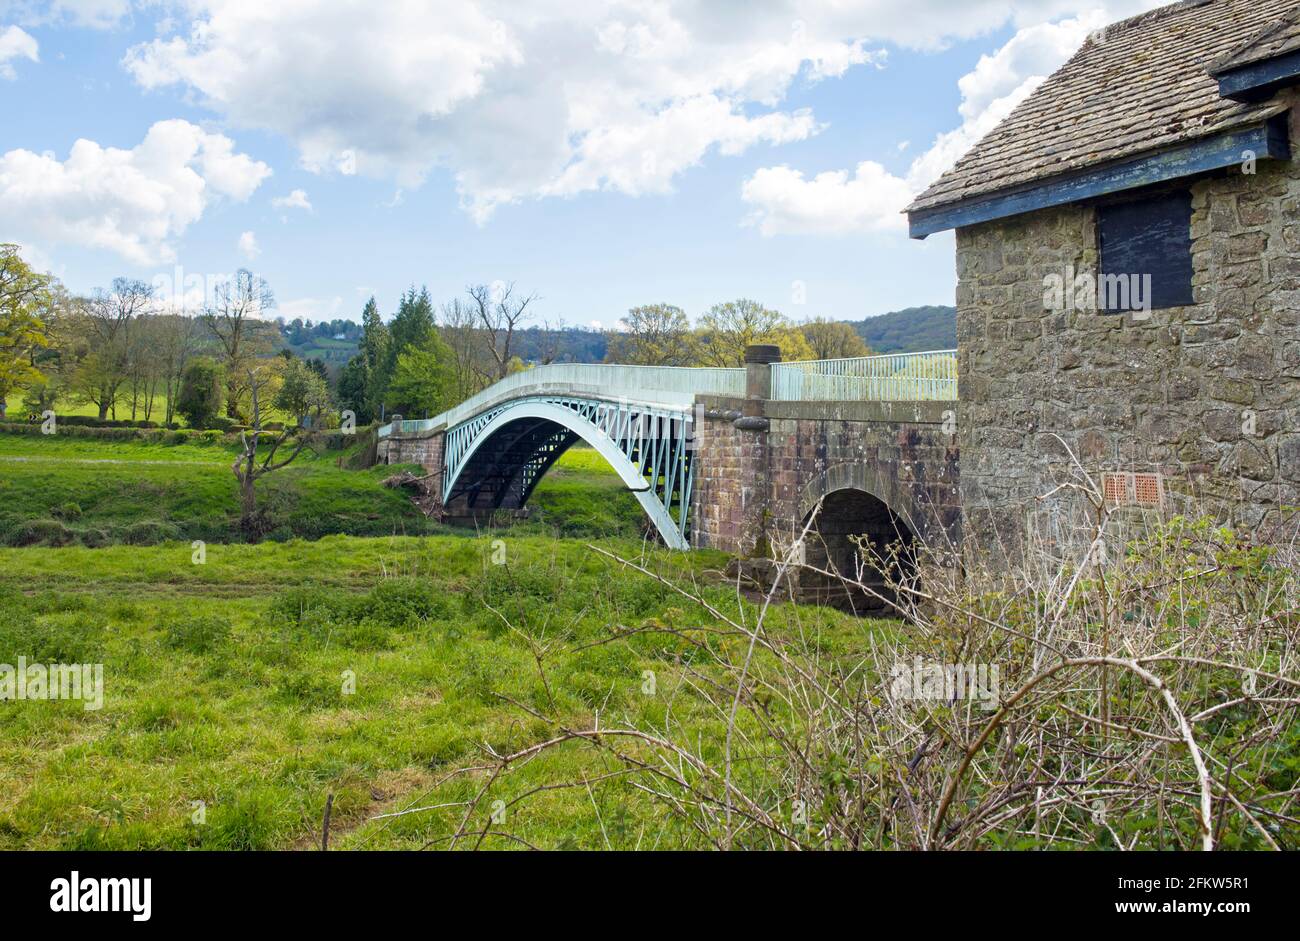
[0,25,37,78]
[740,5,1158,236]
[1,0,131,29]
[120,1,907,221]
[237,229,258,259]
[742,161,914,235]
[0,119,271,265]
[271,188,312,211]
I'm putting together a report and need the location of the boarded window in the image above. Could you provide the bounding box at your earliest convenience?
[1097,190,1194,312]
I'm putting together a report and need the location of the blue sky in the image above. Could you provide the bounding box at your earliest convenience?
[0,1,1163,328]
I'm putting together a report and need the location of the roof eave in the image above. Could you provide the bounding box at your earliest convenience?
[1213,48,1300,101]
[907,115,1291,239]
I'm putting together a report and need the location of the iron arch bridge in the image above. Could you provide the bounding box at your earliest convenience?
[377,354,958,552]
[442,395,698,548]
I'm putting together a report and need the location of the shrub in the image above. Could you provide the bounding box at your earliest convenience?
[8,519,75,547]
[177,358,225,429]
[164,614,233,655]
[123,520,182,546]
[0,609,104,663]
[366,576,454,627]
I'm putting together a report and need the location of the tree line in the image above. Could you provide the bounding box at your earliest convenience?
[2,242,874,433]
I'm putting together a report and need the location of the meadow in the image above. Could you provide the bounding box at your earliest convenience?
[0,432,646,547]
[0,430,883,849]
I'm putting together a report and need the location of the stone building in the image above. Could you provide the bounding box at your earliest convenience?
[907,0,1300,554]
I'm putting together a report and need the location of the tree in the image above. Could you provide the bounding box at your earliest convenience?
[387,287,437,355]
[385,333,456,419]
[467,281,537,381]
[356,295,390,421]
[231,360,324,537]
[0,244,54,419]
[273,357,332,427]
[439,297,490,401]
[156,313,205,425]
[337,355,372,424]
[202,269,276,418]
[76,277,153,419]
[176,358,225,429]
[693,299,788,367]
[801,318,871,360]
[605,304,693,366]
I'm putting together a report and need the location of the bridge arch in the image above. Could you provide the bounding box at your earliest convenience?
[796,464,919,616]
[441,397,695,549]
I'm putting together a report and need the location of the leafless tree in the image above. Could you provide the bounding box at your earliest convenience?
[76,278,154,419]
[231,362,322,537]
[203,269,276,418]
[535,317,568,366]
[439,298,491,399]
[467,282,537,381]
[156,313,206,424]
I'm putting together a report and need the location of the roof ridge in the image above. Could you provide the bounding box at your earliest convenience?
[1099,0,1214,38]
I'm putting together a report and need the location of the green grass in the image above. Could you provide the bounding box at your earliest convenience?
[0,534,882,849]
[31,395,173,422]
[0,431,644,547]
[0,431,871,850]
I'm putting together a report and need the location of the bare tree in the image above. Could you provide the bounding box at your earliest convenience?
[439,298,491,399]
[535,317,568,366]
[231,361,323,537]
[77,278,153,419]
[156,313,205,424]
[203,269,276,418]
[467,282,537,381]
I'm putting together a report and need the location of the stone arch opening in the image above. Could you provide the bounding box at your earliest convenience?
[799,487,916,616]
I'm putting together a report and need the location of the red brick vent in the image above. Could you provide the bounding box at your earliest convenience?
[1102,472,1165,509]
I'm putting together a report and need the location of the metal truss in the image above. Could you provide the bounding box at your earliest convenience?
[442,395,697,549]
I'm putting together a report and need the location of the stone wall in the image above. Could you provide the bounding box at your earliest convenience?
[690,396,960,557]
[378,429,445,503]
[956,97,1300,555]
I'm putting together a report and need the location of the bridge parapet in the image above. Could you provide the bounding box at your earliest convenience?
[378,362,745,439]
[771,350,957,402]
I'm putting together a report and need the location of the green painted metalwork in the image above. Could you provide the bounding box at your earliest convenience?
[377,350,958,547]
[442,395,696,549]
[770,350,957,401]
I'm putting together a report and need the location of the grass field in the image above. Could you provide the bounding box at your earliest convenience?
[0,516,879,850]
[0,431,645,547]
[1,429,857,849]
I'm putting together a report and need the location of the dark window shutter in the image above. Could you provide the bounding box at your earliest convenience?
[1097,190,1194,312]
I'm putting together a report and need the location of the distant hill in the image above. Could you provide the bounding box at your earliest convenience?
[846,305,956,353]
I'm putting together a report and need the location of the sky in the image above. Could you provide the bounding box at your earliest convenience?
[0,0,1167,329]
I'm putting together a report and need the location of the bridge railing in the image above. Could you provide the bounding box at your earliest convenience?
[378,362,746,436]
[769,350,958,402]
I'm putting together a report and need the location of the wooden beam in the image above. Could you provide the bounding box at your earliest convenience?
[908,118,1291,239]
[1214,49,1300,102]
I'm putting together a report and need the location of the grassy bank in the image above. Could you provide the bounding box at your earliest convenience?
[0,432,644,546]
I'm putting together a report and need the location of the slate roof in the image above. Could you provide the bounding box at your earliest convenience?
[1211,7,1300,73]
[908,0,1299,216]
